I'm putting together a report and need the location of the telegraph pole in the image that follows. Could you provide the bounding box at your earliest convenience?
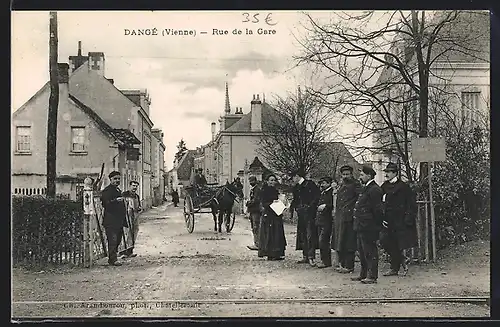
[47,11,59,198]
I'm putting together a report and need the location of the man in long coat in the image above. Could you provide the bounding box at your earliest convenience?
[101,171,128,266]
[351,164,384,284]
[333,165,362,273]
[289,169,321,266]
[380,163,418,276]
[246,175,262,251]
[315,176,334,268]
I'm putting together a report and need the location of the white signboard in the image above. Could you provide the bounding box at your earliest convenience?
[83,190,95,215]
[411,137,446,162]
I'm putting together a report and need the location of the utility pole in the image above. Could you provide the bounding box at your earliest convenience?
[47,11,59,198]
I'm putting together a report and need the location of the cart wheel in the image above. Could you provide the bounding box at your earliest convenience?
[225,211,236,233]
[183,196,195,233]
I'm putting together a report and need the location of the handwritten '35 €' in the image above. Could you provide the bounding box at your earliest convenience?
[241,13,277,26]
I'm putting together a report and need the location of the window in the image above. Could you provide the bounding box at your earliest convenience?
[71,127,86,152]
[16,126,31,152]
[461,91,480,125]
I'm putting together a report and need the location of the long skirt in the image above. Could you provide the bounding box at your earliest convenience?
[258,212,287,258]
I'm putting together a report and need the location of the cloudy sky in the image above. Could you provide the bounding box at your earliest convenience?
[12,10,363,169]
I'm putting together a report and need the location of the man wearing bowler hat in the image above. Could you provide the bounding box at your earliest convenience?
[351,164,384,284]
[380,162,418,277]
[289,168,321,266]
[333,164,362,273]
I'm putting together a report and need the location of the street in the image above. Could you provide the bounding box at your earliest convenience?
[12,203,490,318]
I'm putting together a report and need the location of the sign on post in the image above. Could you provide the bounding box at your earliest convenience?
[411,137,446,162]
[411,137,446,263]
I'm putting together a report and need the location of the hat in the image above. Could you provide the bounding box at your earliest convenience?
[340,164,353,172]
[361,164,376,177]
[197,168,203,172]
[383,162,399,172]
[319,176,333,184]
[109,171,121,178]
[288,168,305,178]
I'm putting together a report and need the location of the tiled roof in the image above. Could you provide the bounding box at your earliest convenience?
[309,142,361,181]
[224,103,282,133]
[111,129,141,145]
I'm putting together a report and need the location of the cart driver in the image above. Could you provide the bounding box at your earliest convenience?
[194,168,208,188]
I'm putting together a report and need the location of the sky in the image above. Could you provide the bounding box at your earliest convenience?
[11,10,369,170]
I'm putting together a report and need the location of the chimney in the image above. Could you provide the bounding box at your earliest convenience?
[88,52,105,76]
[58,63,70,102]
[251,94,262,131]
[78,41,82,56]
[211,122,216,140]
[58,63,69,83]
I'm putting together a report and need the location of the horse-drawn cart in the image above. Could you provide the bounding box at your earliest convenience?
[182,182,241,233]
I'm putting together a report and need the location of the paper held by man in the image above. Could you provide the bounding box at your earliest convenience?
[270,199,287,216]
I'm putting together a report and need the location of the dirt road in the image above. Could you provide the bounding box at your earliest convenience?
[12,203,490,318]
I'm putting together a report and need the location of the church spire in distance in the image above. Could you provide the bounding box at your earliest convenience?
[224,77,231,114]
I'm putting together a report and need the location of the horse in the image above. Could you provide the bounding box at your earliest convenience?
[210,179,244,233]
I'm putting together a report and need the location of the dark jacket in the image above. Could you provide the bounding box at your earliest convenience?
[101,184,128,229]
[336,178,362,223]
[246,182,262,214]
[380,179,418,250]
[291,179,321,217]
[194,174,207,186]
[353,180,383,233]
[316,186,334,226]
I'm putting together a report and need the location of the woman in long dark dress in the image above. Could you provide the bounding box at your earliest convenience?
[258,174,287,261]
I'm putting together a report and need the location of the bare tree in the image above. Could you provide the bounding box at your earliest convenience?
[257,87,335,175]
[294,10,489,184]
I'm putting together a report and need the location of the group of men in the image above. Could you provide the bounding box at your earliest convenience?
[100,171,143,266]
[246,162,418,284]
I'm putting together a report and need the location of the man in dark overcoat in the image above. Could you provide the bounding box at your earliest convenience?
[101,171,128,266]
[289,169,321,266]
[333,165,362,273]
[315,176,334,268]
[351,164,384,284]
[246,175,262,251]
[380,162,418,276]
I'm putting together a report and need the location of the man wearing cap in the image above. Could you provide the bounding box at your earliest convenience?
[333,164,362,274]
[121,180,142,258]
[289,168,321,266]
[101,171,128,266]
[351,164,384,284]
[315,176,335,268]
[246,175,262,251]
[380,163,418,277]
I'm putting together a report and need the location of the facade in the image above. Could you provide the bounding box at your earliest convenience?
[370,12,490,185]
[12,42,165,208]
[151,128,166,205]
[12,63,140,199]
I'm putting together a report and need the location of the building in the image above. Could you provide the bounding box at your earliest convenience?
[370,11,490,185]
[151,128,166,206]
[12,63,141,199]
[12,41,165,208]
[192,82,360,204]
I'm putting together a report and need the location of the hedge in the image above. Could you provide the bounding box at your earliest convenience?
[12,195,84,268]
